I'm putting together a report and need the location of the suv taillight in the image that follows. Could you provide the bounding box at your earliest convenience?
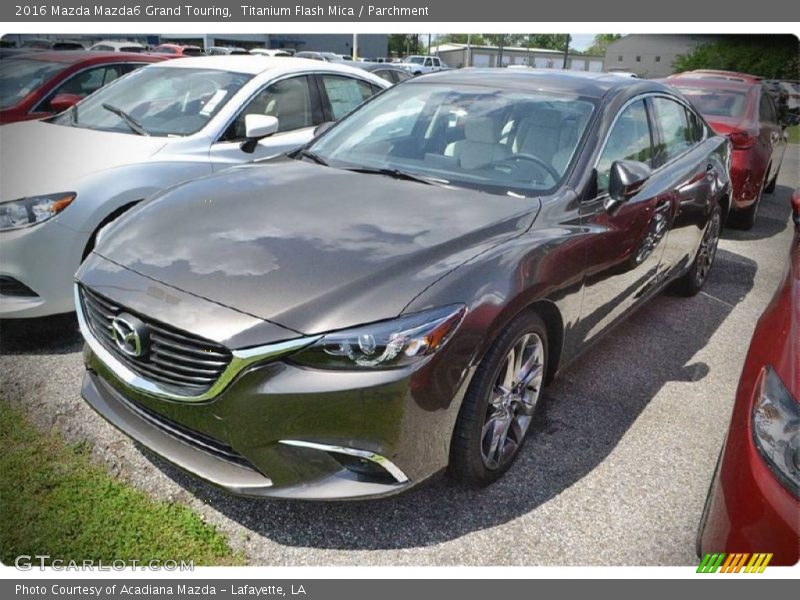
[728,130,755,149]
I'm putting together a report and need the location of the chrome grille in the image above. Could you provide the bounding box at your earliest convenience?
[79,285,232,394]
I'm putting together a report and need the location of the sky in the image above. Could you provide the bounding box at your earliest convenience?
[569,34,596,51]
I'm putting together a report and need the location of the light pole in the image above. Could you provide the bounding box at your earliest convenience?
[562,34,571,69]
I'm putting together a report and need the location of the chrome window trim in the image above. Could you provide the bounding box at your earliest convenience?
[278,439,409,483]
[590,91,708,201]
[75,284,320,403]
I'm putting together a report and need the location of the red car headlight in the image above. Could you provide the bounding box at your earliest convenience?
[752,366,800,498]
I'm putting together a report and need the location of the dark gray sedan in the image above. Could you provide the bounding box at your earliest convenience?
[76,70,731,500]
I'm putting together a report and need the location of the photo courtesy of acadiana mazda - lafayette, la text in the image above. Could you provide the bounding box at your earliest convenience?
[0,56,388,317]
[75,70,731,500]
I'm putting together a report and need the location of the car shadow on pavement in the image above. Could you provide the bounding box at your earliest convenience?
[0,313,82,355]
[143,246,758,553]
[722,185,792,243]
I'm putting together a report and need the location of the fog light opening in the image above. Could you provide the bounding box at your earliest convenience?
[278,439,409,484]
[329,452,398,484]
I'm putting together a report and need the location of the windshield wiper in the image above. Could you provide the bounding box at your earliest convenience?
[294,148,328,166]
[101,103,148,136]
[345,166,449,187]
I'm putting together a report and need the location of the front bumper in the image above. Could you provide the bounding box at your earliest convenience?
[0,219,86,318]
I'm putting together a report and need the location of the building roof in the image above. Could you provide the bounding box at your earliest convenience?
[431,42,602,59]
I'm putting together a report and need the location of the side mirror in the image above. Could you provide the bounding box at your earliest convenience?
[240,114,279,154]
[792,189,800,229]
[313,121,335,138]
[606,159,652,209]
[49,93,82,113]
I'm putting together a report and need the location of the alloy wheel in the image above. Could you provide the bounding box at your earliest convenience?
[480,332,545,470]
[695,211,722,287]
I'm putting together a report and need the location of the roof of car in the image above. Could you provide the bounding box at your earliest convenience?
[662,76,757,92]
[8,50,160,64]
[155,55,366,75]
[411,68,667,98]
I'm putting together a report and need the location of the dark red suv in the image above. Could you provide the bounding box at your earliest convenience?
[0,50,165,125]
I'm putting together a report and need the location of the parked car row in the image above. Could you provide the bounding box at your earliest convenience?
[0,63,796,562]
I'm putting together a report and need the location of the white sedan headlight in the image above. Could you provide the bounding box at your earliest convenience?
[0,192,76,232]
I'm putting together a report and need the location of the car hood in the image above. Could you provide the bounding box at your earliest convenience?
[95,158,540,335]
[0,120,167,200]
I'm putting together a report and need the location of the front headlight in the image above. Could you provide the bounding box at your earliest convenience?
[752,366,800,497]
[0,192,76,232]
[290,304,467,370]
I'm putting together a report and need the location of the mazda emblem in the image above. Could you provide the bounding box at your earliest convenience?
[111,313,149,358]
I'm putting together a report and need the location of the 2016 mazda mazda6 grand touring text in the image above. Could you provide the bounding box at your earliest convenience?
[76,70,731,500]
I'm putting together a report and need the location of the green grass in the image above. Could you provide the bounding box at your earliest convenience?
[787,126,800,145]
[0,401,242,565]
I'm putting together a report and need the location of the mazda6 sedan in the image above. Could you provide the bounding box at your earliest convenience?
[76,70,732,500]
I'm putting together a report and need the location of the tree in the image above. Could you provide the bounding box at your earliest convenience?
[387,34,421,58]
[522,34,571,51]
[673,35,799,79]
[583,34,622,56]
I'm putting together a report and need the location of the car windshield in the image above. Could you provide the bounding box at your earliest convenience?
[52,66,252,136]
[677,87,749,118]
[309,82,595,196]
[408,57,425,64]
[0,58,65,109]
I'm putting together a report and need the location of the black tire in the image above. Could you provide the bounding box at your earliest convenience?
[764,167,778,194]
[673,206,722,297]
[449,310,548,487]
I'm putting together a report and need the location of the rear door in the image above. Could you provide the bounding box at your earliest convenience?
[209,74,324,168]
[648,95,717,278]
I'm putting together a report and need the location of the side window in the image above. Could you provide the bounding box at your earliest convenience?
[320,75,375,120]
[759,93,777,124]
[596,99,653,195]
[41,66,122,111]
[651,97,693,164]
[424,58,432,67]
[374,70,395,84]
[433,58,441,67]
[221,76,314,142]
[685,108,705,143]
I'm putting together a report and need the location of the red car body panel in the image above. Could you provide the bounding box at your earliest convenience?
[152,44,202,57]
[698,200,800,565]
[666,76,786,213]
[0,51,165,125]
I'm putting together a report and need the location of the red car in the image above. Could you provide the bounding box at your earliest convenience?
[0,51,165,125]
[666,75,792,229]
[672,69,763,84]
[152,44,204,57]
[697,189,800,566]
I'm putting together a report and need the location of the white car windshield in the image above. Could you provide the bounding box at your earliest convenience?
[309,82,596,196]
[52,66,253,136]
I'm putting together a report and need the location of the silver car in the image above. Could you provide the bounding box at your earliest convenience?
[0,56,388,318]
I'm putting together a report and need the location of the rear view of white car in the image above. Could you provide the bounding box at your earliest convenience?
[0,56,389,318]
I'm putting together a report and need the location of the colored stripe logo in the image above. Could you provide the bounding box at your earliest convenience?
[697,553,772,573]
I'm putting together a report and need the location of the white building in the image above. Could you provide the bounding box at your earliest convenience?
[431,43,604,71]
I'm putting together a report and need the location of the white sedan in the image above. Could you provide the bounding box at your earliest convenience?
[0,56,389,318]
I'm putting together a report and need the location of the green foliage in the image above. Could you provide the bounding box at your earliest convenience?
[584,34,622,56]
[0,401,242,565]
[388,34,422,57]
[434,33,569,51]
[673,35,800,79]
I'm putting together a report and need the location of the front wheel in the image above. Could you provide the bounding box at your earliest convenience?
[673,206,722,297]
[449,311,548,486]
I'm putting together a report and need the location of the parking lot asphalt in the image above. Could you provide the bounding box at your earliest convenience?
[1,146,798,566]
